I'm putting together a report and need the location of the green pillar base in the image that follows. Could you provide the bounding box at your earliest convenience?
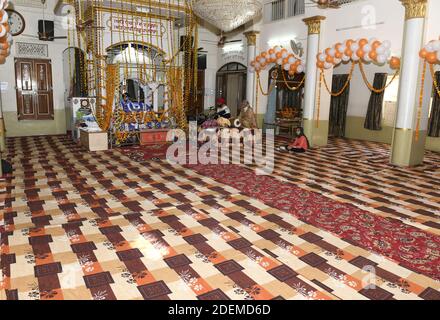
[390,128,426,167]
[303,119,329,148]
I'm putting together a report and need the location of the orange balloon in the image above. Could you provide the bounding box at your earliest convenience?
[283,57,289,64]
[344,49,353,57]
[276,52,282,59]
[269,49,275,55]
[317,61,325,69]
[390,56,401,69]
[346,39,355,47]
[288,70,295,76]
[335,52,343,59]
[261,52,267,58]
[294,59,301,66]
[326,55,334,64]
[372,41,381,49]
[0,42,8,50]
[281,48,287,54]
[426,52,438,64]
[260,62,267,68]
[335,43,342,51]
[359,38,368,47]
[3,24,10,33]
[369,50,378,60]
[419,48,428,59]
[325,48,332,55]
[356,49,365,59]
[256,56,261,62]
[290,64,297,71]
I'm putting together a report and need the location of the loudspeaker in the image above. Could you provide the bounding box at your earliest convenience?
[38,20,54,40]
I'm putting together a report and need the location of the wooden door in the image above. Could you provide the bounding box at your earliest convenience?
[15,58,54,120]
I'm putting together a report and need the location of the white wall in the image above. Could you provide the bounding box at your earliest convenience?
[0,0,69,136]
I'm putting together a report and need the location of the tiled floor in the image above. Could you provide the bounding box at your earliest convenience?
[0,135,439,300]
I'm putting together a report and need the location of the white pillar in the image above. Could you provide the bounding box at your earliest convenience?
[244,31,260,108]
[391,0,429,166]
[302,16,326,147]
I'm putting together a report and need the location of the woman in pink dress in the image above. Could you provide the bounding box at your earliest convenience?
[277,127,310,153]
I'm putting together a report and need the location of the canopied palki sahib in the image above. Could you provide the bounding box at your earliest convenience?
[0,0,440,301]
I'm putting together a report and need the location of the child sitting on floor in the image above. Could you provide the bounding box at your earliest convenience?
[277,127,310,153]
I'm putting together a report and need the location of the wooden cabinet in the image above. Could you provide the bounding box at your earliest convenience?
[140,129,170,146]
[80,129,108,152]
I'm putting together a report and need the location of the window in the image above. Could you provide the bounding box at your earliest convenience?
[382,75,399,127]
[264,0,304,23]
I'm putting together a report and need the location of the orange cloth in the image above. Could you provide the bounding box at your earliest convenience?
[288,136,308,150]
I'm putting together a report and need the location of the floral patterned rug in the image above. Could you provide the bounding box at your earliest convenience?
[186,163,440,281]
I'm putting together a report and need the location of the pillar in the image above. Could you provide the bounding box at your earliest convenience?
[244,31,260,109]
[302,16,328,147]
[390,0,429,166]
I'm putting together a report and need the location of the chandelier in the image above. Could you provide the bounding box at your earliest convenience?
[192,0,263,33]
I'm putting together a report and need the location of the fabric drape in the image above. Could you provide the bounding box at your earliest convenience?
[364,73,388,131]
[329,74,350,137]
[428,71,440,137]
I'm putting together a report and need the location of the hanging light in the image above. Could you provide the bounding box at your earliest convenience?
[193,0,263,33]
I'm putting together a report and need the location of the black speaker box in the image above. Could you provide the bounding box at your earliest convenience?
[38,20,54,40]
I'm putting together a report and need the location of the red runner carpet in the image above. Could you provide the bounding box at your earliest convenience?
[186,163,440,281]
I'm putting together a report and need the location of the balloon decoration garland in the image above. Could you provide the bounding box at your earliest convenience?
[0,0,12,65]
[314,38,401,128]
[416,38,440,141]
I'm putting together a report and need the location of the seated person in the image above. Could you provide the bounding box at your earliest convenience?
[238,100,258,129]
[121,92,132,112]
[215,98,231,119]
[277,127,309,153]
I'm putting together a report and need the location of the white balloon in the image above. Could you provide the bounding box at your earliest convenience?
[363,55,372,63]
[288,56,296,64]
[377,55,387,64]
[270,53,276,60]
[0,10,8,24]
[377,46,386,55]
[300,59,306,66]
[284,63,290,71]
[319,53,326,62]
[274,46,281,53]
[282,52,288,59]
[352,53,360,61]
[297,65,304,73]
[342,55,350,62]
[260,58,266,64]
[328,48,336,57]
[0,26,6,38]
[432,40,440,51]
[351,43,359,51]
[363,44,372,53]
[338,45,346,53]
[254,62,260,69]
[333,58,342,65]
[425,43,435,52]
[324,62,333,69]
[382,40,391,49]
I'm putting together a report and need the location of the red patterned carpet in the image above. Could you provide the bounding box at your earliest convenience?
[186,163,440,281]
[121,144,170,161]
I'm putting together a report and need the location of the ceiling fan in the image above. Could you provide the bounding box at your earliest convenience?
[307,0,341,9]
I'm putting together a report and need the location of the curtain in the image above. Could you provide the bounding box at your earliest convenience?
[364,73,388,130]
[428,71,440,137]
[329,74,350,137]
